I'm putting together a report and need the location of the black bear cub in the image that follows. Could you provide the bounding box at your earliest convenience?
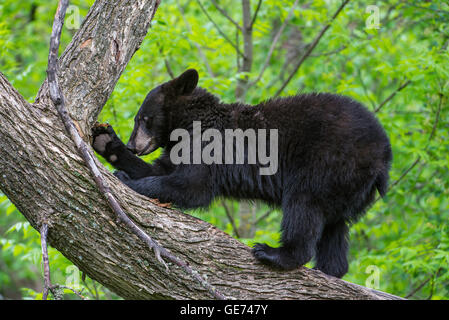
[93,69,392,278]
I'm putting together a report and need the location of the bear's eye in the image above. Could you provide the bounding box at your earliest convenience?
[143,116,149,122]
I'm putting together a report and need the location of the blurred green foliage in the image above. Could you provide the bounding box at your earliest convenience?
[0,0,448,299]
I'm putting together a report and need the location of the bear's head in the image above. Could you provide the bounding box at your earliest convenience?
[126,69,199,156]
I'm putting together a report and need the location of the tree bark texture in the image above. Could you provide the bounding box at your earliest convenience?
[0,0,401,300]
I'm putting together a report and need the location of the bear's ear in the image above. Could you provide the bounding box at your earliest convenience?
[171,69,199,96]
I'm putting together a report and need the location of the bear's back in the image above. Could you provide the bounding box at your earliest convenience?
[257,93,391,200]
[259,92,389,158]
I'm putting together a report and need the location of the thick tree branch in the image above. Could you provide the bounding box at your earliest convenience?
[0,0,402,299]
[0,74,401,301]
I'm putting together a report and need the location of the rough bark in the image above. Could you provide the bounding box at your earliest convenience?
[0,0,402,300]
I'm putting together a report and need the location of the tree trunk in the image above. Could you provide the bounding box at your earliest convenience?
[0,0,402,300]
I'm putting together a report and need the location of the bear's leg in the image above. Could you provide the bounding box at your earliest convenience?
[116,166,214,209]
[314,220,349,278]
[253,195,324,270]
[92,124,173,179]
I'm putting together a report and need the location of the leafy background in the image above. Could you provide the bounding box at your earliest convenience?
[0,0,448,299]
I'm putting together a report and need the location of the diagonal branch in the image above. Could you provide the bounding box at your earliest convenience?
[250,0,299,86]
[373,93,443,203]
[426,93,443,147]
[250,0,262,28]
[41,220,88,300]
[196,0,245,59]
[156,42,175,79]
[177,0,216,78]
[221,200,241,238]
[374,80,411,113]
[275,0,350,97]
[210,0,242,31]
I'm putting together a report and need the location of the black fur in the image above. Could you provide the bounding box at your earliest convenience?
[93,69,392,278]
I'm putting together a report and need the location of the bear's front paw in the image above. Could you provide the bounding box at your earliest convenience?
[114,170,131,182]
[92,123,122,162]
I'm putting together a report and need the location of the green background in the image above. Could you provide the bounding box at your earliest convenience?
[0,0,448,299]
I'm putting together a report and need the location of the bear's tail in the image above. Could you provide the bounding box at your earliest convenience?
[375,144,393,198]
[375,171,389,198]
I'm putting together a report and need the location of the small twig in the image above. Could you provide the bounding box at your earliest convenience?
[221,200,240,238]
[250,0,262,28]
[275,0,350,97]
[41,223,86,300]
[250,0,299,87]
[391,157,421,190]
[156,42,175,79]
[405,275,431,299]
[426,267,443,300]
[426,93,443,148]
[405,267,442,299]
[47,0,225,300]
[309,45,347,57]
[92,279,99,300]
[40,223,52,300]
[177,0,216,78]
[51,284,88,300]
[163,57,175,79]
[236,26,241,70]
[196,0,245,59]
[402,2,449,15]
[373,93,443,203]
[372,156,421,204]
[210,0,242,31]
[388,93,442,188]
[374,80,411,113]
[357,69,377,110]
[381,3,400,25]
[82,276,100,300]
[254,209,274,225]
